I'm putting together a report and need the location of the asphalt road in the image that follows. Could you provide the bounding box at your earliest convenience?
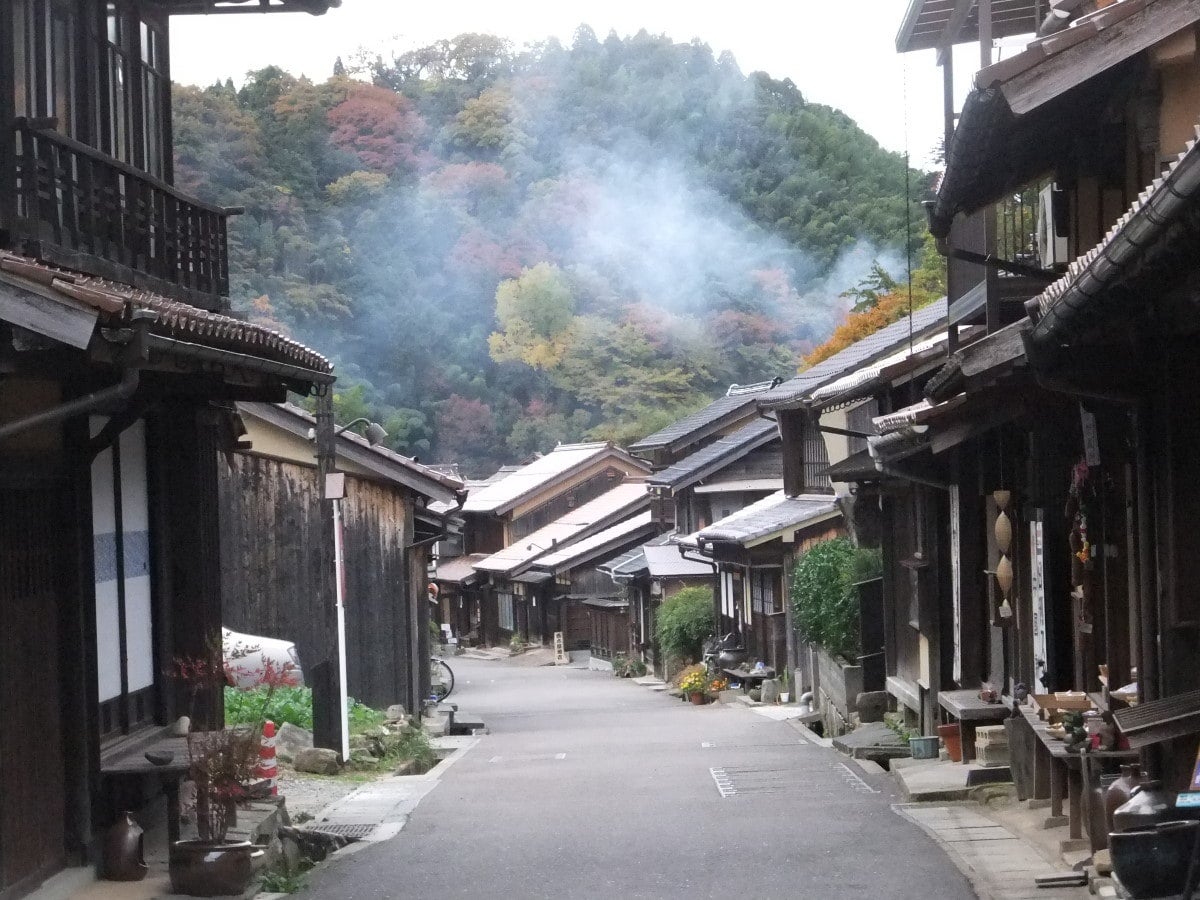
[301,657,976,900]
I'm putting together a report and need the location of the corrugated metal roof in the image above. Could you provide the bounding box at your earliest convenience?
[473,482,651,575]
[759,299,948,410]
[628,381,780,453]
[532,511,656,572]
[462,443,645,514]
[646,418,779,491]
[696,491,841,547]
[644,543,714,578]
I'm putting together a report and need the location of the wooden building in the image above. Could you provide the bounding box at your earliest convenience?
[864,0,1200,844]
[0,1,340,894]
[472,480,651,648]
[598,535,714,678]
[220,403,464,715]
[445,443,649,647]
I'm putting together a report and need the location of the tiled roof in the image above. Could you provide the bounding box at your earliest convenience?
[462,443,647,514]
[646,418,778,492]
[531,511,657,573]
[1029,121,1200,360]
[628,380,781,453]
[696,491,841,547]
[434,554,489,585]
[472,482,651,576]
[759,299,947,409]
[0,251,333,377]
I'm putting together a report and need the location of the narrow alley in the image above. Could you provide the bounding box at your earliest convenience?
[300,657,974,900]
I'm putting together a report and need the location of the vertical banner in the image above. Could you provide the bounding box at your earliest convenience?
[949,484,962,683]
[1030,516,1049,693]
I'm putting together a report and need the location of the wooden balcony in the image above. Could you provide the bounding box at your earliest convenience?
[8,118,238,311]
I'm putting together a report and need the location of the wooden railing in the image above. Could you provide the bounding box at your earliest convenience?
[11,118,236,309]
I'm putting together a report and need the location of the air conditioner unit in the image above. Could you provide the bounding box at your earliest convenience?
[1036,183,1069,268]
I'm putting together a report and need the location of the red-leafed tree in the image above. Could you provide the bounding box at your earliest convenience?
[327,83,426,175]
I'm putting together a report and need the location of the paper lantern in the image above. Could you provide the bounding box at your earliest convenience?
[995,510,1013,554]
[995,554,1014,597]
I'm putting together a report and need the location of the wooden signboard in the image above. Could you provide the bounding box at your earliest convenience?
[554,631,568,666]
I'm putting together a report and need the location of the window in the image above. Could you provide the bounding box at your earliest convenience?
[104,4,131,163]
[12,0,78,135]
[498,592,514,632]
[138,17,166,177]
[91,418,157,740]
[750,569,783,615]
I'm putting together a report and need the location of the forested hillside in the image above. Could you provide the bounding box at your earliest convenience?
[174,29,925,475]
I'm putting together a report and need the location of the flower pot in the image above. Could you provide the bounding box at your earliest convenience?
[169,840,258,897]
[780,692,790,704]
[689,692,705,705]
[937,724,962,763]
[909,736,940,760]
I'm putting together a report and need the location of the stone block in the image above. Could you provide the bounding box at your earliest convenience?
[855,691,888,723]
[294,747,341,775]
[760,679,780,704]
[275,723,313,763]
[977,744,1011,767]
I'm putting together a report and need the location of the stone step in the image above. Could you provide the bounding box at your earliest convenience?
[449,715,486,735]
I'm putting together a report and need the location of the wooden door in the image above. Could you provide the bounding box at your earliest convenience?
[561,600,591,651]
[0,486,67,895]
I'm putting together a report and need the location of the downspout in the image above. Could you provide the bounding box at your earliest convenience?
[1134,399,1160,777]
[0,366,139,444]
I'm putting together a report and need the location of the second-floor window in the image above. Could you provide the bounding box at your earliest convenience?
[12,0,80,138]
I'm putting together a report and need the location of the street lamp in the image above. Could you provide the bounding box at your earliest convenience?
[322,417,386,762]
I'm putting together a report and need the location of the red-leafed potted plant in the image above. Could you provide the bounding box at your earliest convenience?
[167,641,293,897]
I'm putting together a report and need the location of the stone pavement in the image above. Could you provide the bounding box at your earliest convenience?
[896,804,1089,900]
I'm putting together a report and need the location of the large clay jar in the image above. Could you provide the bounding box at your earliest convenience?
[1089,774,1119,852]
[102,812,148,882]
[1113,779,1173,833]
[1106,764,1142,832]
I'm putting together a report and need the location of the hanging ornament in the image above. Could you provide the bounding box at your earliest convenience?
[993,489,1012,511]
[995,510,1013,554]
[995,554,1014,597]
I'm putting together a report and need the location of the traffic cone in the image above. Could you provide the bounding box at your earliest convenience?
[255,720,278,796]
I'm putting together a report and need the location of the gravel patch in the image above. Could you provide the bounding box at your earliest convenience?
[277,768,363,821]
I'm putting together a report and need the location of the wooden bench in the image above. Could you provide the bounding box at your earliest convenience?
[938,689,1010,763]
[100,730,191,843]
[723,666,776,693]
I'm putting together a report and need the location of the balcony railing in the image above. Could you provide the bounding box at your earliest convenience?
[10,118,237,310]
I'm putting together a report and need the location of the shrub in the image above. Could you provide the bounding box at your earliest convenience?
[611,654,647,678]
[655,586,714,663]
[790,537,860,658]
[224,685,385,735]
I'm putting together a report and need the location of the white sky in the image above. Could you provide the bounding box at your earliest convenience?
[169,1,999,168]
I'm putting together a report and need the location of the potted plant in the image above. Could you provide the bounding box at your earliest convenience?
[680,669,708,705]
[778,669,791,704]
[708,675,728,699]
[167,643,284,897]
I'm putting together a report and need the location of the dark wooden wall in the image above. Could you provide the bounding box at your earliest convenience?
[218,453,419,713]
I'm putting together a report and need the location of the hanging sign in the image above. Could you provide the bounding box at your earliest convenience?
[1080,407,1101,467]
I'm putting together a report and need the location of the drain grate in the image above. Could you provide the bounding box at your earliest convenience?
[308,823,378,840]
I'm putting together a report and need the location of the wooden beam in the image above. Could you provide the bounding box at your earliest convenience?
[937,0,977,65]
[0,278,97,349]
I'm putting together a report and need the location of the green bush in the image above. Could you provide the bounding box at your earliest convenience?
[851,547,883,583]
[790,538,860,658]
[224,685,385,735]
[655,586,714,664]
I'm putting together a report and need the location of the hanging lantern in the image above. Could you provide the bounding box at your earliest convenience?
[993,489,1012,511]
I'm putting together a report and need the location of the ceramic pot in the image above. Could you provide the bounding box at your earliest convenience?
[1089,774,1119,853]
[1109,820,1199,899]
[103,812,147,882]
[169,840,258,897]
[937,724,963,763]
[689,692,705,706]
[1106,764,1142,832]
[910,736,940,760]
[1113,780,1173,833]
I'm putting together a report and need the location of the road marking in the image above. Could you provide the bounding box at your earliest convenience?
[555,753,567,760]
[837,762,880,794]
[701,741,714,748]
[710,767,737,798]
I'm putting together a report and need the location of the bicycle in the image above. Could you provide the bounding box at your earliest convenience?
[431,656,455,701]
